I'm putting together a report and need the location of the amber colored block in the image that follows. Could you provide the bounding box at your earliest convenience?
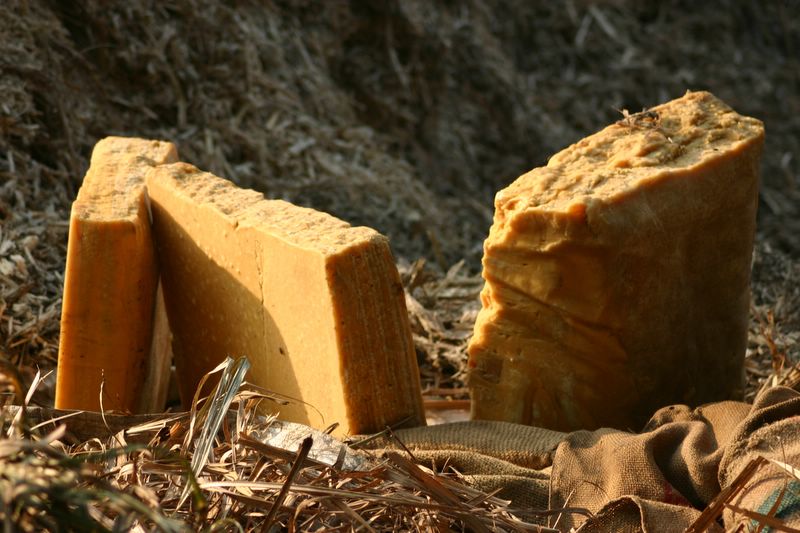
[468,91,765,431]
[146,163,425,435]
[56,137,178,412]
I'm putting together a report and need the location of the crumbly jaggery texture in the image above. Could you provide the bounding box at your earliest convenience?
[468,91,765,432]
[56,137,178,412]
[146,163,425,435]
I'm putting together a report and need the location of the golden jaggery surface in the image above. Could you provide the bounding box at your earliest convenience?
[147,163,425,435]
[73,137,178,220]
[468,91,765,432]
[55,137,178,412]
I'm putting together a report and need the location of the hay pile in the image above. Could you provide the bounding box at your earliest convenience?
[3,359,557,532]
[1,1,800,529]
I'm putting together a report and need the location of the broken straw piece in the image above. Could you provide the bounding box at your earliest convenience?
[56,136,178,412]
[146,163,425,436]
[468,91,765,431]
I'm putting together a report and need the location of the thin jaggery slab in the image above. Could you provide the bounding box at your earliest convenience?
[55,136,178,412]
[146,162,425,435]
[468,91,765,432]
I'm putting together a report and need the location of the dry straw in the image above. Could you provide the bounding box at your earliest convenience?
[2,358,556,532]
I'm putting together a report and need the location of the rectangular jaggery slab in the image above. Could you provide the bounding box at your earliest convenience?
[468,91,765,432]
[146,162,425,435]
[55,136,178,412]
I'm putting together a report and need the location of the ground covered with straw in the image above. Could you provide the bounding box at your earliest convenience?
[1,1,800,530]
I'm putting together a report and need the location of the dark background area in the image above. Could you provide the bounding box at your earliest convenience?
[1,0,799,373]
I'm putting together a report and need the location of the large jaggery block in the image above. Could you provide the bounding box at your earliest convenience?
[55,137,178,412]
[468,91,765,432]
[146,163,425,435]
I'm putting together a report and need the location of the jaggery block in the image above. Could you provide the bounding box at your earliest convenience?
[139,283,172,413]
[146,163,425,435]
[55,137,178,412]
[468,91,765,431]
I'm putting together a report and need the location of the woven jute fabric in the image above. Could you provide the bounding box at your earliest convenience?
[386,420,563,511]
[717,387,800,531]
[368,387,800,531]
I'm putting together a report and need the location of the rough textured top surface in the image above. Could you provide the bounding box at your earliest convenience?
[496,91,764,218]
[151,162,384,255]
[74,137,177,220]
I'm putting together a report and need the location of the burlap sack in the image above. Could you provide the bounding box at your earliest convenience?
[372,386,800,531]
[717,387,800,531]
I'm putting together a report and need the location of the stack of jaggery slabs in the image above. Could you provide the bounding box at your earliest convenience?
[468,91,765,432]
[146,163,425,435]
[56,137,177,413]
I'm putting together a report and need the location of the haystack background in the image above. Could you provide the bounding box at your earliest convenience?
[1,1,800,529]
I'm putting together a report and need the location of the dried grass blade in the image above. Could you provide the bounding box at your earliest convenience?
[387,451,492,533]
[36,423,66,446]
[724,502,800,533]
[238,433,325,469]
[200,480,427,506]
[264,436,313,528]
[179,356,250,508]
[323,497,375,532]
[29,410,84,432]
[754,481,788,533]
[7,368,48,437]
[205,487,276,508]
[94,488,186,533]
[186,360,227,447]
[764,456,800,482]
[127,414,187,435]
[686,456,767,532]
